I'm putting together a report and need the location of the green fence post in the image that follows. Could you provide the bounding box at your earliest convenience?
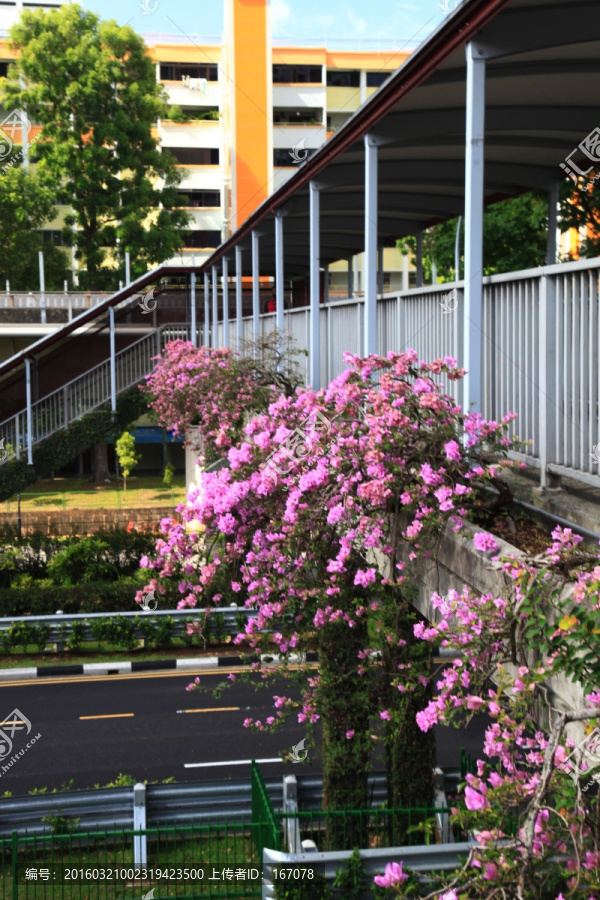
[11,829,18,900]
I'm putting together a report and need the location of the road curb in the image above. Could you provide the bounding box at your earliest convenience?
[0,652,319,682]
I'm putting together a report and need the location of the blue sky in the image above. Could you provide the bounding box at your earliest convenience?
[81,0,452,51]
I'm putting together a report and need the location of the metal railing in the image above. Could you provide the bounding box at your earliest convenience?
[2,488,183,512]
[262,842,476,900]
[0,323,189,461]
[0,607,259,651]
[0,771,391,839]
[217,257,600,490]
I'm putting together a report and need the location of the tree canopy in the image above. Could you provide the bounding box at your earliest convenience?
[0,3,191,289]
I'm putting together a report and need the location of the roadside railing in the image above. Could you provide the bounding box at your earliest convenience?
[0,607,259,654]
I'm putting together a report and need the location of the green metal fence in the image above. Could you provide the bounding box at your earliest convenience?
[279,805,449,852]
[1,763,452,897]
[2,820,263,899]
[250,760,280,856]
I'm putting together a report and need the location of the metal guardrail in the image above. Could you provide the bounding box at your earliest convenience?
[0,606,258,648]
[0,773,390,838]
[261,842,475,899]
[0,322,190,461]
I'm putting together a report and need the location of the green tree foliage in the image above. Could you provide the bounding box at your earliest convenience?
[558,175,600,258]
[1,3,191,289]
[116,431,140,492]
[0,167,70,289]
[398,191,549,282]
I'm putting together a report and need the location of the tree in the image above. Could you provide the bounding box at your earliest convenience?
[399,191,549,282]
[0,167,70,290]
[1,3,191,289]
[115,432,140,493]
[558,175,600,258]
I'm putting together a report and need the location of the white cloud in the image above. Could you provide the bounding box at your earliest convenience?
[271,0,294,34]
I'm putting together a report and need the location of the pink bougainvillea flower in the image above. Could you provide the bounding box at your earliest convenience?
[373,861,408,888]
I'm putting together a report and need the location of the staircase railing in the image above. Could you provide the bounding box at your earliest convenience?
[0,323,189,461]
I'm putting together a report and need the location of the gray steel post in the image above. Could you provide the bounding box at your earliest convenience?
[222,257,229,349]
[133,783,147,865]
[252,231,260,354]
[125,252,131,287]
[309,182,320,387]
[204,271,210,347]
[539,273,559,488]
[38,251,46,324]
[235,245,243,349]
[364,134,378,357]
[212,265,218,349]
[190,272,197,347]
[109,306,116,414]
[275,212,285,335]
[25,359,33,465]
[347,256,353,298]
[377,244,384,295]
[463,41,486,415]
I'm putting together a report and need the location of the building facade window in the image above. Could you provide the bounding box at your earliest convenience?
[0,62,9,78]
[366,71,388,88]
[273,147,317,167]
[160,63,218,81]
[272,65,322,84]
[167,147,220,165]
[38,230,66,247]
[326,70,360,87]
[182,230,221,248]
[273,108,322,125]
[177,190,221,207]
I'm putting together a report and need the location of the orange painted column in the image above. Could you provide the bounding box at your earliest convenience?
[227,0,272,231]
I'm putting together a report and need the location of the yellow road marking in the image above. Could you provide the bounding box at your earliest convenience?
[177,707,240,714]
[79,713,134,720]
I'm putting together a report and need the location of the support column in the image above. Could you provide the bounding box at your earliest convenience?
[275,212,285,335]
[235,246,243,348]
[455,215,462,281]
[222,257,229,349]
[324,263,329,304]
[402,253,409,291]
[190,272,197,347]
[416,231,424,288]
[25,359,33,466]
[38,251,46,325]
[204,272,210,347]
[463,41,487,415]
[347,256,354,298]
[212,265,218,349]
[364,134,378,358]
[309,182,321,388]
[109,306,116,415]
[125,252,131,286]
[546,182,559,266]
[252,231,260,354]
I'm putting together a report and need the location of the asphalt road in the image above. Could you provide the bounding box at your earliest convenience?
[0,667,488,795]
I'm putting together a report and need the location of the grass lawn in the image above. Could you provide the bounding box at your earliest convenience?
[4,477,187,511]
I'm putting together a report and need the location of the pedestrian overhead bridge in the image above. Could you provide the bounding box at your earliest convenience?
[0,0,599,492]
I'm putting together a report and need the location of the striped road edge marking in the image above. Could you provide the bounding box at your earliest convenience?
[0,653,320,683]
[184,758,282,769]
